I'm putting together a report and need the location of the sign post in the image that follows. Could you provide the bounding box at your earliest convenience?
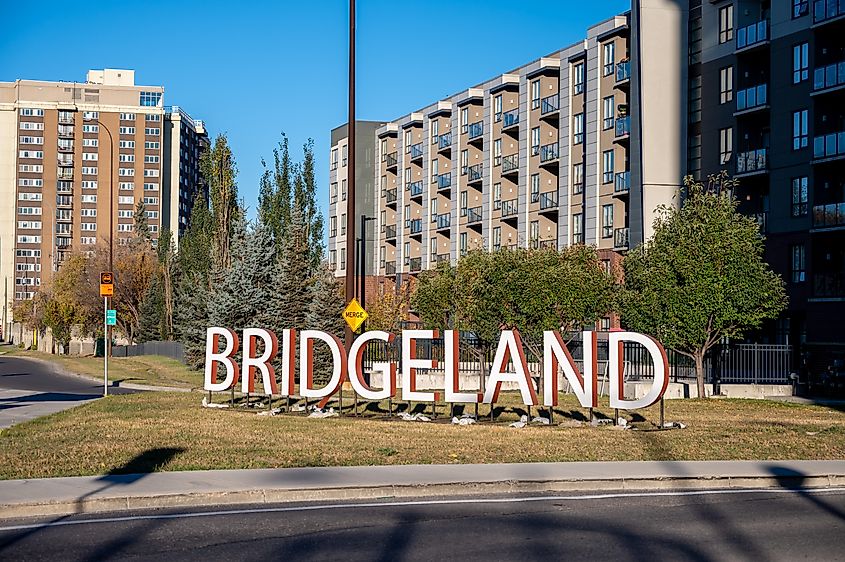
[343,298,368,332]
[100,272,114,397]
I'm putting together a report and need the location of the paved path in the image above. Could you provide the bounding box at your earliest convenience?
[1,487,844,560]
[0,354,134,429]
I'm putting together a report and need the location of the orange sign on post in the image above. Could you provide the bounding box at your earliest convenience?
[100,272,114,297]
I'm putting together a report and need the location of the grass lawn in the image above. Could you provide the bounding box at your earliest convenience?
[0,391,843,479]
[2,347,203,390]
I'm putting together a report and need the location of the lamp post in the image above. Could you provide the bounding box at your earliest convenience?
[83,115,114,397]
[344,0,357,351]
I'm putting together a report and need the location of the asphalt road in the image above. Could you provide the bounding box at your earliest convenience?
[0,488,843,561]
[0,353,134,428]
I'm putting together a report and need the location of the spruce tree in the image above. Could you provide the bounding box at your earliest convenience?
[133,201,151,244]
[305,264,345,384]
[137,274,164,342]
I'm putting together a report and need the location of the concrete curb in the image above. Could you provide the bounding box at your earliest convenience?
[2,461,844,519]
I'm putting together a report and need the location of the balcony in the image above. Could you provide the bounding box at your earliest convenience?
[813,62,845,93]
[502,109,519,130]
[616,61,631,84]
[57,155,73,166]
[408,181,424,197]
[386,188,397,205]
[56,210,72,223]
[502,154,519,175]
[57,169,73,180]
[56,182,72,194]
[57,126,74,139]
[56,196,73,208]
[409,143,423,161]
[813,203,845,229]
[385,261,396,276]
[614,171,631,195]
[58,114,74,125]
[467,121,483,141]
[467,206,482,224]
[813,0,845,24]
[434,253,450,264]
[408,257,422,273]
[384,151,398,169]
[735,84,768,114]
[615,116,630,139]
[436,172,452,190]
[614,227,630,250]
[540,143,559,163]
[435,213,451,230]
[735,19,768,51]
[467,164,483,184]
[736,148,768,175]
[539,240,557,250]
[409,218,422,235]
[56,237,72,249]
[539,192,558,210]
[815,272,845,298]
[501,198,518,218]
[385,224,397,240]
[813,131,845,160]
[438,132,452,152]
[57,142,73,153]
[540,94,559,116]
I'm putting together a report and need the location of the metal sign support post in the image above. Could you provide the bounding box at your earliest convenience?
[103,296,108,397]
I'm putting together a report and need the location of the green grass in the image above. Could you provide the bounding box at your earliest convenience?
[0,391,843,479]
[3,347,203,389]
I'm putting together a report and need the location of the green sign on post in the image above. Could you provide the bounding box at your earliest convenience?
[106,309,117,326]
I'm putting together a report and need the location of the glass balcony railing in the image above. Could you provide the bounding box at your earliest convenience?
[502,109,519,128]
[615,116,630,138]
[814,0,845,23]
[408,257,422,272]
[385,151,397,167]
[57,169,73,180]
[467,206,482,224]
[813,131,845,159]
[614,227,630,249]
[539,240,557,250]
[540,143,559,163]
[814,61,845,91]
[814,272,845,298]
[541,94,559,115]
[467,164,483,182]
[736,19,768,50]
[58,114,74,125]
[57,126,74,138]
[752,212,768,234]
[736,84,768,111]
[813,203,845,228]
[539,192,558,210]
[384,224,397,239]
[502,154,519,173]
[386,188,397,204]
[615,171,631,193]
[501,199,518,218]
[467,121,483,140]
[436,172,452,189]
[438,132,452,150]
[408,181,423,196]
[409,143,423,159]
[616,61,631,83]
[436,213,451,229]
[385,261,396,276]
[434,253,450,264]
[736,148,769,174]
[57,155,73,166]
[409,218,422,234]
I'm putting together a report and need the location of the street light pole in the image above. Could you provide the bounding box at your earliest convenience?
[344,0,357,351]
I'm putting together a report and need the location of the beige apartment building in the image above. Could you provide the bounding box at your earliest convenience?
[0,69,208,333]
[328,2,687,303]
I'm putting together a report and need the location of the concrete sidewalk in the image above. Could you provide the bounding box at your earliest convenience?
[1,460,844,519]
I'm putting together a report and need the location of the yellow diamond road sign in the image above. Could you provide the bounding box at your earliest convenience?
[343,298,368,332]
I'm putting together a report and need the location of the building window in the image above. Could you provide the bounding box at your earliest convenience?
[331,182,338,203]
[403,242,410,265]
[493,139,502,166]
[793,110,808,150]
[791,245,805,283]
[460,191,467,216]
[404,205,410,225]
[429,199,437,222]
[719,127,733,165]
[342,144,348,167]
[431,119,439,143]
[572,163,584,194]
[602,205,614,238]
[340,213,346,236]
[793,43,808,84]
[494,94,502,122]
[602,150,614,184]
[531,126,541,154]
[493,183,502,210]
[791,177,808,217]
[687,134,702,176]
[719,5,734,44]
[719,66,733,104]
[342,179,347,200]
[530,220,539,246]
[573,114,584,145]
[340,248,346,270]
[531,173,540,203]
[404,130,412,149]
[689,13,702,65]
[793,0,809,18]
[602,42,615,76]
[492,227,501,250]
[460,232,467,256]
[572,213,583,244]
[573,63,585,95]
[460,108,469,131]
[330,250,337,269]
[139,92,162,107]
[329,216,337,237]
[531,80,541,109]
[602,96,615,130]
[331,148,338,170]
[460,150,468,174]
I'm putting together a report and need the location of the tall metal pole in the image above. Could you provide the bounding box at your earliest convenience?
[344,0,357,350]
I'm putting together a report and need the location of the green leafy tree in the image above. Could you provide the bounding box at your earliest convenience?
[620,173,788,397]
[258,133,292,249]
[202,133,240,271]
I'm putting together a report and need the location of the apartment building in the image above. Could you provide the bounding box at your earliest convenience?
[687,0,845,352]
[0,69,207,312]
[327,1,686,285]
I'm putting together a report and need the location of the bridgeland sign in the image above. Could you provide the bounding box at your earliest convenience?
[205,328,669,410]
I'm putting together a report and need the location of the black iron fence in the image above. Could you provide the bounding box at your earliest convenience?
[111,340,185,363]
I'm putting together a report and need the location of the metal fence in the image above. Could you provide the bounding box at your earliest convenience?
[111,340,185,363]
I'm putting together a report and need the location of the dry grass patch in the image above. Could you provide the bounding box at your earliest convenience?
[0,391,843,480]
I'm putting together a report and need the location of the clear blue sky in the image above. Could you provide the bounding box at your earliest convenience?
[1,0,630,220]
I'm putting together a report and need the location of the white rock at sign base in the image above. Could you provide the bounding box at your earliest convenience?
[201,397,229,409]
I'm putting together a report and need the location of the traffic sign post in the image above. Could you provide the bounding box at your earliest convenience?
[343,298,368,332]
[106,310,117,326]
[100,272,114,397]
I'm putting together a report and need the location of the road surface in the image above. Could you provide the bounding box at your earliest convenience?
[0,353,134,428]
[0,487,843,560]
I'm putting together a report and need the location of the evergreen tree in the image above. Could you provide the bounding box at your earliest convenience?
[175,272,212,369]
[137,274,164,343]
[133,201,151,244]
[157,227,175,340]
[305,264,345,384]
[270,206,314,333]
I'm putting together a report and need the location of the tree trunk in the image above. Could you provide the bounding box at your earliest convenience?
[694,352,706,399]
